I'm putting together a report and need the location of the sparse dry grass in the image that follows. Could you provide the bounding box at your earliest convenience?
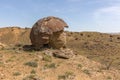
[0,27,120,80]
[24,61,38,67]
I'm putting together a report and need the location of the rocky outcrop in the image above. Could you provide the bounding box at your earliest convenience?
[0,43,8,50]
[53,48,75,59]
[30,16,68,49]
[42,48,75,59]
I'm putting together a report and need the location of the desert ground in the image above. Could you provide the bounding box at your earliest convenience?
[0,27,120,80]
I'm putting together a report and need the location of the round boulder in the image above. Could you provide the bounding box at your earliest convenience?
[30,16,68,49]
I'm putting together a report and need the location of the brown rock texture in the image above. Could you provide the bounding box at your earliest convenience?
[0,42,8,50]
[49,31,67,49]
[30,16,68,49]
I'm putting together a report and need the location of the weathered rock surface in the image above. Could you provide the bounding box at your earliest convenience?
[42,48,75,59]
[53,48,75,59]
[0,43,8,50]
[49,31,67,49]
[30,16,68,49]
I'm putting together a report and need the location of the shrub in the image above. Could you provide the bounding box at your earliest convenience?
[24,61,38,67]
[117,37,120,39]
[43,55,52,62]
[87,35,90,37]
[109,35,113,37]
[23,74,42,80]
[78,64,82,68]
[83,69,90,75]
[58,75,66,80]
[23,74,35,80]
[107,76,112,80]
[44,63,56,69]
[65,71,74,77]
[31,69,36,74]
[58,71,75,80]
[80,33,83,36]
[13,72,21,76]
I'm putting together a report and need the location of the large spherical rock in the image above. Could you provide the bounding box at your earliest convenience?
[30,16,68,49]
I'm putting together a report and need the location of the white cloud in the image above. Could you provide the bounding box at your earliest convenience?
[97,6,120,15]
[66,0,82,2]
[94,6,120,32]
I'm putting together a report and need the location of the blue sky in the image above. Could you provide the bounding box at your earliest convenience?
[0,0,120,32]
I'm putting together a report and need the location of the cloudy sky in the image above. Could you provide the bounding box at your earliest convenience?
[0,0,120,32]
